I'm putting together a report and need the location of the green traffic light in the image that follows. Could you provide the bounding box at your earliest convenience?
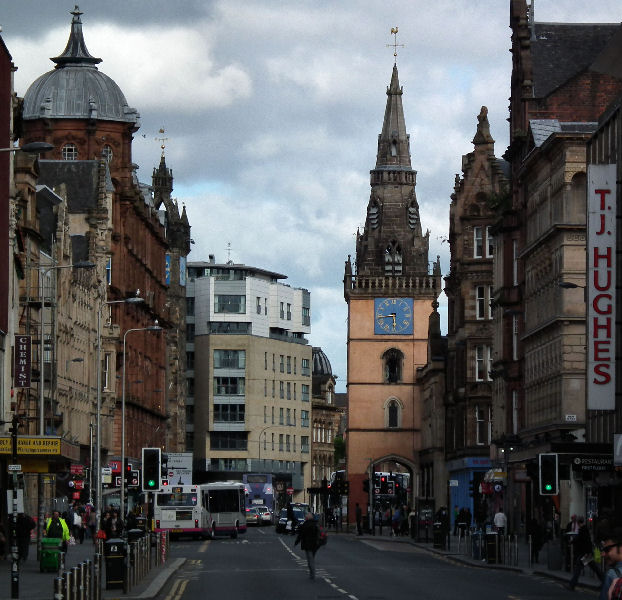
[148,479,156,487]
[545,484,552,491]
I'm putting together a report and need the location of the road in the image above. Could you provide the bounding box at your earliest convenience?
[158,526,597,600]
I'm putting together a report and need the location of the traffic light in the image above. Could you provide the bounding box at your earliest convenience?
[468,480,474,498]
[380,476,387,494]
[363,479,369,493]
[142,448,161,492]
[124,461,133,485]
[539,453,559,495]
[342,480,349,496]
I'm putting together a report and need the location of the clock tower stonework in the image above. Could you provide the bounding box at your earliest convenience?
[344,63,441,524]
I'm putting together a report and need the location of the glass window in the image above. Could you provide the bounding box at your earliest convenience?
[388,401,399,428]
[213,403,245,422]
[301,359,310,376]
[286,303,291,320]
[486,226,494,258]
[301,410,309,427]
[102,144,113,163]
[62,143,78,160]
[213,349,246,369]
[210,432,247,450]
[475,345,492,382]
[186,323,195,342]
[302,307,310,326]
[214,295,246,313]
[301,384,309,402]
[213,376,245,395]
[474,226,483,258]
[279,381,284,399]
[286,382,291,400]
[476,286,486,320]
[301,436,310,453]
[280,302,284,319]
[475,405,491,445]
[186,351,194,370]
[279,408,284,425]
[279,355,284,373]
[286,356,291,374]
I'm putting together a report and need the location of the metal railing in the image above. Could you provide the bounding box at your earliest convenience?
[51,531,170,600]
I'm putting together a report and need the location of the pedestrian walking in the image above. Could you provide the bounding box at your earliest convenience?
[45,510,70,552]
[568,516,602,590]
[494,509,507,535]
[599,529,622,600]
[355,503,363,536]
[16,513,35,562]
[105,510,124,539]
[294,512,321,579]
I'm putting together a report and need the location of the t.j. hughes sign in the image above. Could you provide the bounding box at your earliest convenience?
[587,164,616,410]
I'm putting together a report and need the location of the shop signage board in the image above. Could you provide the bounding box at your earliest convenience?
[0,437,61,455]
[587,164,616,410]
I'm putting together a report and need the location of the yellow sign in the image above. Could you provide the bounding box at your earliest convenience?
[0,437,61,455]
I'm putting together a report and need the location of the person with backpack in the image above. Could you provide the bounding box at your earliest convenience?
[600,529,622,600]
[568,516,602,590]
[45,510,70,552]
[294,512,321,579]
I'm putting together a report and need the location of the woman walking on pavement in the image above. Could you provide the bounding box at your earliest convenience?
[294,512,320,579]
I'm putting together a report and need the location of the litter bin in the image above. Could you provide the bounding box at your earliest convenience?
[127,528,144,543]
[433,522,445,549]
[104,537,126,590]
[486,532,498,564]
[40,537,62,572]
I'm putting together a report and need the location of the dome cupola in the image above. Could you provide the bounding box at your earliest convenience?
[22,6,139,124]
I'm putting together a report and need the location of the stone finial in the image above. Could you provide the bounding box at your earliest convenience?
[472,106,494,145]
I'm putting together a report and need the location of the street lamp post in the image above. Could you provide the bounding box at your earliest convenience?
[121,324,162,518]
[95,297,144,532]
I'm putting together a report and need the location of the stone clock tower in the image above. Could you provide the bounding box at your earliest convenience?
[344,63,441,523]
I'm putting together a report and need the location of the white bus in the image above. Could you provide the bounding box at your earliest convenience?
[199,481,247,539]
[153,485,203,537]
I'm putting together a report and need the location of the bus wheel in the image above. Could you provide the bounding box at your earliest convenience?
[231,523,238,539]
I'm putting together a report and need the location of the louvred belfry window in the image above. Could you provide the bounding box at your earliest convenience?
[384,241,402,275]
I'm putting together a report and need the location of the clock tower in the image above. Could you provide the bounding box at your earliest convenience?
[344,62,442,524]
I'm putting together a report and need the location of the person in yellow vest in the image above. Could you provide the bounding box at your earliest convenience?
[45,510,70,552]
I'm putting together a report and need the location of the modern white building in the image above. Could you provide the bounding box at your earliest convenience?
[186,257,312,505]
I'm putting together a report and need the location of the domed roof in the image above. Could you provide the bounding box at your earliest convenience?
[22,7,139,124]
[312,347,332,377]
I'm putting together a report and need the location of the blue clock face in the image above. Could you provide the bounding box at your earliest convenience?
[374,298,414,335]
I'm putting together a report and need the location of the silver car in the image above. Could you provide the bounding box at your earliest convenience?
[255,506,273,525]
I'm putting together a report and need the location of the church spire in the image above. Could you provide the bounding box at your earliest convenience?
[52,6,102,68]
[375,64,412,171]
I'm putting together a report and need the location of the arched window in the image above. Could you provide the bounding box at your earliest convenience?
[383,348,403,383]
[62,143,78,160]
[383,397,403,428]
[388,402,398,427]
[102,144,113,163]
[391,140,398,157]
[384,241,402,275]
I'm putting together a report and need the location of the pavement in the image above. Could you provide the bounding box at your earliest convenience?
[0,536,184,600]
[350,525,604,593]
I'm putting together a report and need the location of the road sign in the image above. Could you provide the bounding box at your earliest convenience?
[74,480,84,490]
[449,480,459,487]
[286,487,294,495]
[101,467,112,476]
[8,464,21,472]
[374,488,380,495]
[70,464,84,475]
[115,476,121,487]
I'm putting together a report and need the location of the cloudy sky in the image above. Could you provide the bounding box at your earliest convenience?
[2,1,620,391]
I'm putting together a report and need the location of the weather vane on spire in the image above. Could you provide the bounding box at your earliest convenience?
[155,127,168,157]
[387,27,404,63]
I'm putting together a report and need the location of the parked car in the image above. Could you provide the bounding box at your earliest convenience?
[275,507,305,534]
[246,507,261,526]
[255,506,273,525]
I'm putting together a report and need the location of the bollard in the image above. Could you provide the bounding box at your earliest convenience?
[63,571,72,600]
[71,566,80,600]
[78,562,85,600]
[54,576,65,600]
[93,553,102,600]
[58,551,66,577]
[84,559,91,600]
[63,570,71,600]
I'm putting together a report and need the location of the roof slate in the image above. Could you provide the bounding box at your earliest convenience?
[532,23,620,98]
[37,160,103,213]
